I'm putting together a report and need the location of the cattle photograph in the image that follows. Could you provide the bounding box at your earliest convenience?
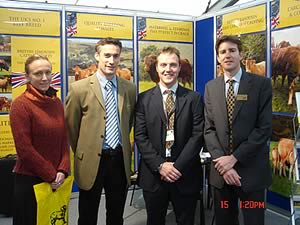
[269,137,296,197]
[0,35,11,55]
[269,113,297,198]
[67,38,134,88]
[0,75,12,93]
[138,41,193,92]
[0,93,12,113]
[216,33,266,78]
[272,26,300,113]
[0,56,11,77]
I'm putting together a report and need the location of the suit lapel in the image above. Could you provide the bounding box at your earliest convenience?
[215,77,228,127]
[175,85,187,120]
[117,77,125,125]
[90,74,105,110]
[232,72,252,122]
[151,86,167,126]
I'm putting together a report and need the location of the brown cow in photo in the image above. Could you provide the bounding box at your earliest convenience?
[0,59,9,72]
[0,96,11,111]
[178,58,192,87]
[73,64,97,81]
[242,59,265,77]
[0,77,8,92]
[277,138,295,180]
[143,54,159,83]
[73,64,132,81]
[116,67,132,81]
[272,46,300,105]
[143,54,193,87]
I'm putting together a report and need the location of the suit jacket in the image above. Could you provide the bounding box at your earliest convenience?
[65,74,136,190]
[204,71,272,192]
[135,85,204,194]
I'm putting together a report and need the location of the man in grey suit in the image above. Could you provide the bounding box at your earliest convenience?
[66,37,136,225]
[135,47,204,225]
[204,35,272,225]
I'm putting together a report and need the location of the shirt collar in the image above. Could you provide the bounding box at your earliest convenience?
[159,82,178,95]
[96,71,117,89]
[224,68,242,84]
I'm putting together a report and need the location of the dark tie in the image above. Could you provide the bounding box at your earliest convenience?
[226,79,235,151]
[104,81,119,149]
[165,90,175,151]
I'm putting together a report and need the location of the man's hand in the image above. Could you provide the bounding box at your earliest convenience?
[160,162,182,183]
[223,168,241,187]
[213,155,237,175]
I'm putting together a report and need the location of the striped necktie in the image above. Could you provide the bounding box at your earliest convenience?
[104,81,119,149]
[226,79,235,152]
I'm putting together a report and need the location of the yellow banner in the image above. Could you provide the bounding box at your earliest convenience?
[11,36,61,99]
[278,0,300,28]
[0,8,60,36]
[74,13,132,39]
[141,18,193,42]
[0,115,15,157]
[222,4,266,35]
[11,36,60,73]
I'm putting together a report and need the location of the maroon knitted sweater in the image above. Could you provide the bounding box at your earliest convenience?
[10,84,70,183]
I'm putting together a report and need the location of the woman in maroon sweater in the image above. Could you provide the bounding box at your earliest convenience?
[10,54,70,225]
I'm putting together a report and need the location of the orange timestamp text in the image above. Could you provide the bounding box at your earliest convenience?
[220,200,265,209]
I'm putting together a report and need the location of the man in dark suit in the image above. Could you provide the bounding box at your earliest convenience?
[204,35,272,225]
[135,47,204,225]
[66,38,136,225]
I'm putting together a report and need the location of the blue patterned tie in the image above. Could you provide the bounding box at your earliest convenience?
[105,81,119,149]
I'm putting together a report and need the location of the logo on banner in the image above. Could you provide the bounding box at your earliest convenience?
[271,0,280,30]
[12,72,61,88]
[216,15,223,38]
[66,12,78,37]
[138,17,147,40]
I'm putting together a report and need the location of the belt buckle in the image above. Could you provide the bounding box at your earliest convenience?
[102,145,121,156]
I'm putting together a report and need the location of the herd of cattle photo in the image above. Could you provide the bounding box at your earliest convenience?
[67,39,134,88]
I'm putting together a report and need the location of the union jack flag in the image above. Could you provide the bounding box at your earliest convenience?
[138,17,147,40]
[51,72,61,88]
[66,12,77,37]
[11,72,61,88]
[216,16,223,38]
[12,72,26,88]
[271,0,280,30]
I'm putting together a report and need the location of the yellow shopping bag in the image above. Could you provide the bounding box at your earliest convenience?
[34,176,74,225]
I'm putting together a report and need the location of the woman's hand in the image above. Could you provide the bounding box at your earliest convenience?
[51,172,65,190]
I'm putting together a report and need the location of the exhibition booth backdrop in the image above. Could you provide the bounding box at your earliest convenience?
[0,0,299,216]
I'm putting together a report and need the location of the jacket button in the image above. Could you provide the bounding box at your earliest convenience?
[101,135,104,138]
[98,153,101,156]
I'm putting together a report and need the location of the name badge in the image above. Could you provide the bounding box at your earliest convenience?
[166,130,175,142]
[236,94,248,101]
